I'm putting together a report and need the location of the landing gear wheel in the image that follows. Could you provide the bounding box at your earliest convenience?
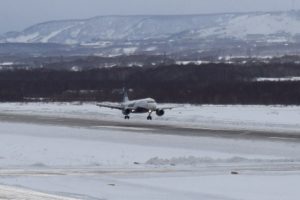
[124,116,130,120]
[147,116,152,120]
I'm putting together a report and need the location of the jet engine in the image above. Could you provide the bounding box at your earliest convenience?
[122,109,131,115]
[156,109,165,116]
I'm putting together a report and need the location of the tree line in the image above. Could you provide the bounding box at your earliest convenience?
[0,63,300,104]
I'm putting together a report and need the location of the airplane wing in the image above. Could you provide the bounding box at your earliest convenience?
[157,105,183,110]
[97,103,123,110]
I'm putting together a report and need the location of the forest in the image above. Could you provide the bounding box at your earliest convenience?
[0,63,300,104]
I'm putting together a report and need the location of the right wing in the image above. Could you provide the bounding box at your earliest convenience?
[97,103,123,110]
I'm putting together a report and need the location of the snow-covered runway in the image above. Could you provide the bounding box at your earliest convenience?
[0,103,299,199]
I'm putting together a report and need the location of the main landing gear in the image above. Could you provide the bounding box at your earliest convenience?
[124,115,152,120]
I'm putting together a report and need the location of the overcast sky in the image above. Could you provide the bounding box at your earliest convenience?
[0,0,299,33]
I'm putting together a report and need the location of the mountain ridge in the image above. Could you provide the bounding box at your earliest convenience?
[2,10,300,56]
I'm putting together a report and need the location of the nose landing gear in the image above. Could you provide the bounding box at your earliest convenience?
[147,110,153,120]
[124,115,130,120]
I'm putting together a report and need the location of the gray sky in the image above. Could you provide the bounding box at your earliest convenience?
[0,0,299,33]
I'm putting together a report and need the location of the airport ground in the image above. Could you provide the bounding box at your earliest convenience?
[0,103,299,200]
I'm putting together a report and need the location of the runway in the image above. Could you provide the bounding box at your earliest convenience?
[0,112,299,141]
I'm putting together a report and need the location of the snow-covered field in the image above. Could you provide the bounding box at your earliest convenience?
[0,103,300,199]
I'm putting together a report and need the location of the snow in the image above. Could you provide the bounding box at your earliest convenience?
[176,60,209,65]
[255,77,300,82]
[70,29,81,38]
[1,122,240,167]
[41,28,68,43]
[0,103,300,199]
[3,174,300,200]
[7,32,40,43]
[0,62,14,66]
[0,121,300,199]
[0,185,76,200]
[5,11,300,45]
[64,39,78,45]
[122,47,138,54]
[124,175,300,200]
[267,37,288,43]
[224,13,300,38]
[70,66,81,72]
[196,27,221,38]
[81,41,112,47]
[193,13,300,40]
[145,46,157,51]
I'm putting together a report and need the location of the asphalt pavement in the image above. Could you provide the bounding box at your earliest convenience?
[0,112,299,141]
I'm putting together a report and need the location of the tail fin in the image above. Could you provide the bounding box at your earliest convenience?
[122,88,129,102]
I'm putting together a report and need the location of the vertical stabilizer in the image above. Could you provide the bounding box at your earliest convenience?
[122,88,129,102]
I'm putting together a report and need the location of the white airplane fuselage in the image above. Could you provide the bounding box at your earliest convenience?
[122,98,157,114]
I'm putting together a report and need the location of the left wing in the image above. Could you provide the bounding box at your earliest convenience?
[157,105,183,110]
[97,103,123,110]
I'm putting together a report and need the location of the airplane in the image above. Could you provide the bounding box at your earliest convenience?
[96,89,175,120]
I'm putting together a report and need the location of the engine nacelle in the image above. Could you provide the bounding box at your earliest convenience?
[122,109,131,115]
[156,109,165,117]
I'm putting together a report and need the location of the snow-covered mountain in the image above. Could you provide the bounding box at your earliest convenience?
[2,11,300,56]
[3,11,300,44]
